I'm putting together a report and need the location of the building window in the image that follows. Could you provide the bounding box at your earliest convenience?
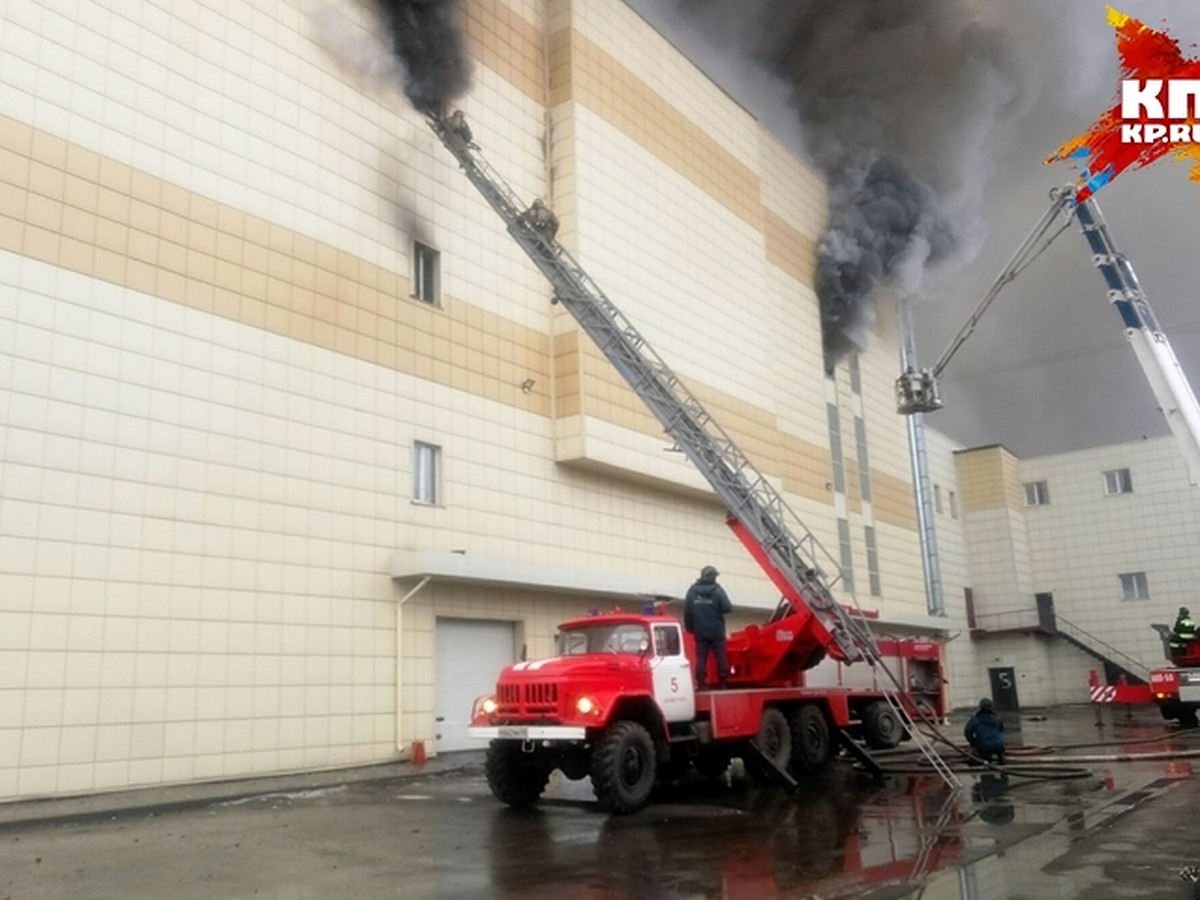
[1103,467,1133,495]
[864,525,881,597]
[934,484,943,514]
[827,404,845,494]
[849,353,862,394]
[412,441,441,505]
[837,517,854,593]
[1119,571,1149,600]
[413,242,440,304]
[1023,481,1049,506]
[949,490,959,519]
[853,416,871,503]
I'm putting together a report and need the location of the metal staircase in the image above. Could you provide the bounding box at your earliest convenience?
[426,111,959,788]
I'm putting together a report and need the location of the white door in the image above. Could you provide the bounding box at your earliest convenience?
[435,618,516,752]
[649,622,695,722]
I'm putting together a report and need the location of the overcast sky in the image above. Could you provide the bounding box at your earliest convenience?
[625,1,1200,459]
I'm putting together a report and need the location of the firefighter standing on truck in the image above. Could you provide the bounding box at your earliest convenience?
[1170,606,1197,656]
[684,565,732,690]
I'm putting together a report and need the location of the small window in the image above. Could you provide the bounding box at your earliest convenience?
[412,441,441,504]
[413,242,440,304]
[1119,571,1149,600]
[1024,481,1049,506]
[1104,467,1133,495]
[934,484,943,514]
[949,490,959,520]
[653,625,681,657]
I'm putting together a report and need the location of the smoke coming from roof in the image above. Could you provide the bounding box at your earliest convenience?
[372,0,474,111]
[677,0,1032,365]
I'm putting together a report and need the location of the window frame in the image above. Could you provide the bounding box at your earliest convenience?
[412,440,442,506]
[1103,467,1133,496]
[1023,480,1049,507]
[1119,571,1149,600]
[412,241,441,305]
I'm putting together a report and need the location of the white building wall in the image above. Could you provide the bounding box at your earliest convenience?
[1020,435,1199,670]
[1,0,988,801]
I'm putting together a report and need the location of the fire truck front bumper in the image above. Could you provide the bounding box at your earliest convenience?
[468,725,587,741]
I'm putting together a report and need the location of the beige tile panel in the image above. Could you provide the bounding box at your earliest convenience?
[463,0,547,102]
[0,113,551,415]
[956,446,1022,513]
[873,471,918,530]
[549,28,765,233]
[764,209,817,288]
[571,336,833,504]
[552,329,582,418]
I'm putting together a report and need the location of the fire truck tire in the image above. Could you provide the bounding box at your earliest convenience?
[788,704,831,774]
[591,720,657,814]
[861,701,903,750]
[745,707,792,782]
[484,741,551,808]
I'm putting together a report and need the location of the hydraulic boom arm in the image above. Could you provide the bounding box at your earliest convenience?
[897,186,1200,487]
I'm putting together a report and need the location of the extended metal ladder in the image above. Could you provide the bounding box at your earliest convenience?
[426,112,958,788]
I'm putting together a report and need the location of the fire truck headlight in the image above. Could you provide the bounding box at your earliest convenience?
[576,696,596,715]
[481,696,498,715]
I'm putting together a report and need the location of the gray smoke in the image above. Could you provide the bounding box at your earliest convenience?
[678,0,1033,366]
[373,0,474,112]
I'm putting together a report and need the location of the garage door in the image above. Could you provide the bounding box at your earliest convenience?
[435,618,516,752]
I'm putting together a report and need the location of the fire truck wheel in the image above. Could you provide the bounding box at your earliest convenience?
[484,741,551,808]
[788,704,831,774]
[861,701,903,750]
[591,720,657,814]
[745,707,792,782]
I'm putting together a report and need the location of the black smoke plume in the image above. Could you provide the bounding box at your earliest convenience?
[373,0,474,112]
[678,0,1031,367]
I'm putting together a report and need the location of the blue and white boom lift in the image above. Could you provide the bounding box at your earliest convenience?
[895,186,1200,487]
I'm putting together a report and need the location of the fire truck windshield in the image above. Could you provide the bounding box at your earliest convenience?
[557,623,649,656]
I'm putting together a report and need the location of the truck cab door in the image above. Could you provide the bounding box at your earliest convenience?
[650,623,695,722]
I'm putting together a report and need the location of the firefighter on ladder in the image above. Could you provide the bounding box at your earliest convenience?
[1170,607,1197,656]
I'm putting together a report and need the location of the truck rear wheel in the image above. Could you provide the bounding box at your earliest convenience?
[789,704,832,774]
[861,701,903,749]
[745,707,792,782]
[591,720,656,814]
[485,741,551,808]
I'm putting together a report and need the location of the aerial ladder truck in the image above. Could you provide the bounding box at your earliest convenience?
[895,186,1200,727]
[423,111,958,813]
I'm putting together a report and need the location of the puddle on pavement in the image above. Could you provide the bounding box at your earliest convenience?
[497,707,1200,899]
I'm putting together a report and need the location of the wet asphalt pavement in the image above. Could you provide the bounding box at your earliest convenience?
[2,705,1199,899]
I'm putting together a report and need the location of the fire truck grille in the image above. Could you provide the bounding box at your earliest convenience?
[496,682,558,716]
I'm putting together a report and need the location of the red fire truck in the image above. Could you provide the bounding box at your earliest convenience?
[425,109,957,813]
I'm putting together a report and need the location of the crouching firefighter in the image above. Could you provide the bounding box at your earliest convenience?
[963,697,1006,765]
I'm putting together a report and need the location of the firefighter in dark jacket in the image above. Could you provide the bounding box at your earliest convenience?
[684,565,732,689]
[1170,606,1197,655]
[963,697,1006,764]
